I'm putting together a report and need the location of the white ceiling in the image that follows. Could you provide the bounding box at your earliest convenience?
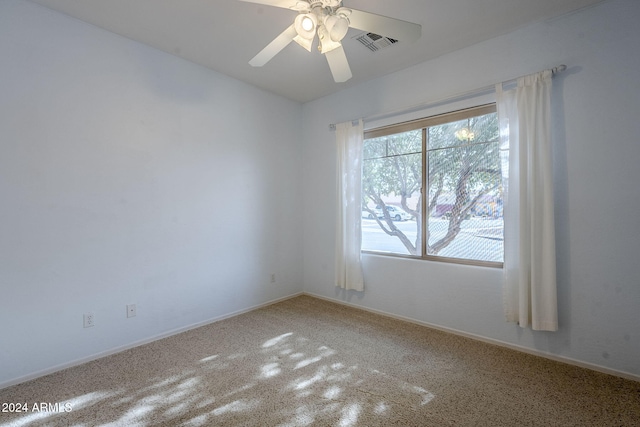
[28,0,603,103]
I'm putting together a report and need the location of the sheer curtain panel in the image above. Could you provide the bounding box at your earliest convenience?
[496,70,558,331]
[335,119,365,291]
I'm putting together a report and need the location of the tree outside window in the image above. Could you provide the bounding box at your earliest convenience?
[362,105,503,266]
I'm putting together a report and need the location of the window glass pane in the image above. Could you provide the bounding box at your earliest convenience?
[361,106,503,265]
[428,113,500,150]
[387,132,422,156]
[363,138,387,160]
[363,131,421,160]
[362,130,422,256]
[428,118,469,150]
[427,142,503,262]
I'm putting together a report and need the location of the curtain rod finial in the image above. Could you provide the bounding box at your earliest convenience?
[552,65,567,75]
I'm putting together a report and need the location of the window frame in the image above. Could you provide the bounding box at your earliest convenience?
[362,103,504,269]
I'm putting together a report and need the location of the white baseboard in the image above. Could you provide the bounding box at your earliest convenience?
[0,292,303,390]
[4,291,637,389]
[304,292,640,383]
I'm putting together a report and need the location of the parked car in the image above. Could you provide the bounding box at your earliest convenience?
[362,209,377,219]
[363,205,413,221]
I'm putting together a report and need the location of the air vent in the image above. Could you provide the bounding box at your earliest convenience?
[354,32,399,52]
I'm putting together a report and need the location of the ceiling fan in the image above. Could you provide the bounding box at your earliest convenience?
[239,0,421,83]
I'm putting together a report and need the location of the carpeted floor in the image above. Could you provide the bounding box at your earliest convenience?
[1,295,639,426]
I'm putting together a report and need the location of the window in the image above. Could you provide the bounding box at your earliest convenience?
[361,104,503,267]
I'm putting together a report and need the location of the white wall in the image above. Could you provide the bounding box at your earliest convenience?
[302,0,640,379]
[0,0,303,387]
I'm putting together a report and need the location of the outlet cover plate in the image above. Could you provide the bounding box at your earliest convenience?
[127,304,136,318]
[83,313,94,328]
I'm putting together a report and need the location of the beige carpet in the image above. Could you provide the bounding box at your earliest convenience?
[1,295,639,426]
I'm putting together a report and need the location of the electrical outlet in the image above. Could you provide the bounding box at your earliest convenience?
[83,313,94,328]
[270,273,276,283]
[127,304,136,318]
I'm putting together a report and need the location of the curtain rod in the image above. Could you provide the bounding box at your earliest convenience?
[329,65,567,131]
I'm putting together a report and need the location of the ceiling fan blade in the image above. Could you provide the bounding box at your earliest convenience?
[325,46,352,83]
[249,24,297,67]
[347,8,421,43]
[237,0,303,10]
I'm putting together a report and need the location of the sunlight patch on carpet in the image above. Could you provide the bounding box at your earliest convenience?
[339,403,362,427]
[261,362,282,378]
[262,332,293,348]
[212,398,260,416]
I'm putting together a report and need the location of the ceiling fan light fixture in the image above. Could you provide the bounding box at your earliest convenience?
[294,13,317,39]
[318,25,342,54]
[324,14,349,42]
[293,34,314,52]
[242,0,420,84]
[291,1,311,12]
[301,16,314,31]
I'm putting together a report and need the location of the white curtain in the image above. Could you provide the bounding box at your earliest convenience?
[335,119,364,291]
[496,70,558,331]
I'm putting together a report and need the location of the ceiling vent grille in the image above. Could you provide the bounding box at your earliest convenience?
[355,32,398,52]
